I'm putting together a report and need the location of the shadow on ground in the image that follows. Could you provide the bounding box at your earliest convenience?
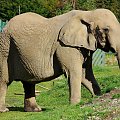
[8,107,48,112]
[8,107,24,112]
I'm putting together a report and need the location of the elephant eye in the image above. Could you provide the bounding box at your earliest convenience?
[103,27,109,33]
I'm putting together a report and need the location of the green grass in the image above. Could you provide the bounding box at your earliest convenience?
[0,66,120,120]
[93,66,120,93]
[112,93,120,99]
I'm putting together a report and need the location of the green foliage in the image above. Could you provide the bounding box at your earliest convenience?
[77,0,96,10]
[0,0,120,21]
[96,0,120,21]
[55,2,73,16]
[0,0,72,20]
[0,0,57,20]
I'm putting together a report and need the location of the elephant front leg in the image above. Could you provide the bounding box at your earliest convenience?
[22,81,42,112]
[0,57,9,112]
[56,46,83,105]
[68,66,82,104]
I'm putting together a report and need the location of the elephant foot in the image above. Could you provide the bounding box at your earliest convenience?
[24,105,42,112]
[24,97,42,112]
[92,84,101,96]
[0,106,9,112]
[70,98,80,105]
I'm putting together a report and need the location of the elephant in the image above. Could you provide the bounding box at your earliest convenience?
[0,8,120,112]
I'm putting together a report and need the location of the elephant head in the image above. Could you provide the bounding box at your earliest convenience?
[89,9,120,66]
[59,9,120,67]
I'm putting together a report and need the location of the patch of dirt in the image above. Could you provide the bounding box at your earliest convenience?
[83,89,120,120]
[93,89,120,120]
[93,88,120,103]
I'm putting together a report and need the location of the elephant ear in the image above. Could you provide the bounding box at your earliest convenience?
[59,17,97,51]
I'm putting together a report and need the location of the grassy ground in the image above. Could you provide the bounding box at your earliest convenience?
[0,66,120,120]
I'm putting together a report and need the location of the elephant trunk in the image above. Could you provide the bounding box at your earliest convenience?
[109,25,120,68]
[116,50,120,68]
[115,27,120,68]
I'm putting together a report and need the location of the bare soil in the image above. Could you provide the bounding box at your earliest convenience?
[83,89,120,120]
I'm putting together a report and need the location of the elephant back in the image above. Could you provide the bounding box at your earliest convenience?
[3,13,59,79]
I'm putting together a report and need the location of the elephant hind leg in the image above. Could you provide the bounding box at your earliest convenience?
[22,81,42,112]
[0,57,9,112]
[0,31,11,112]
[0,82,9,112]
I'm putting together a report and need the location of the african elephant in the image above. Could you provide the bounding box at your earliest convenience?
[0,9,120,112]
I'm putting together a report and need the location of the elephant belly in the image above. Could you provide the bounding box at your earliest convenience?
[19,53,63,82]
[8,55,60,82]
[8,44,62,82]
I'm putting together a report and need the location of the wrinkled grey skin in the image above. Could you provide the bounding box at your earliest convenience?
[0,9,120,112]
